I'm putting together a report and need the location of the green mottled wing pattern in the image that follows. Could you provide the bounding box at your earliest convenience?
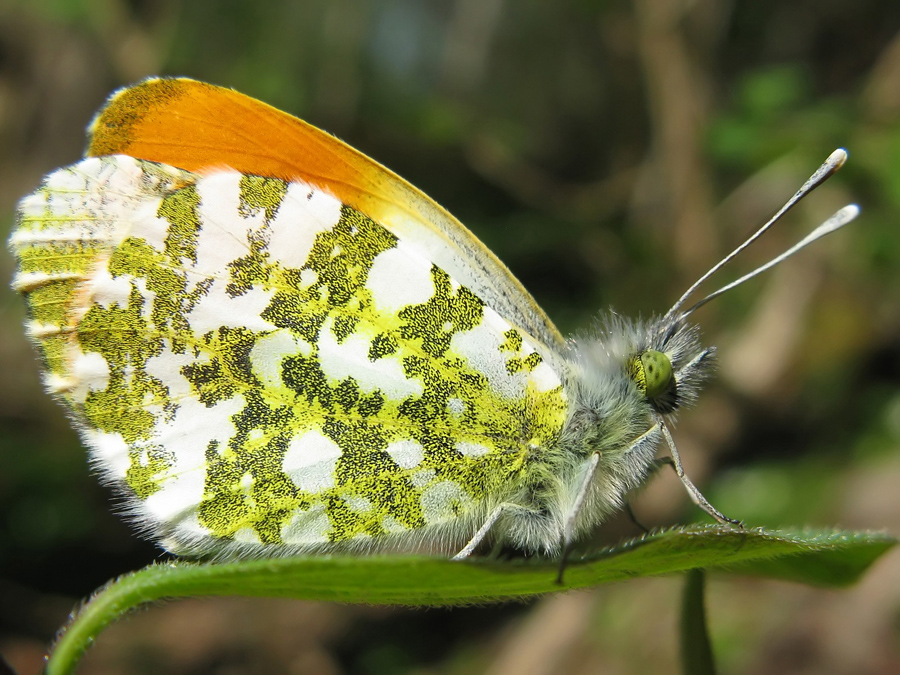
[10,155,568,556]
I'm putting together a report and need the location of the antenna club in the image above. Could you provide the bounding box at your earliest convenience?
[829,148,849,168]
[842,203,861,219]
[818,204,860,234]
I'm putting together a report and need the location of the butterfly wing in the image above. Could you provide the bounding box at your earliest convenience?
[87,77,566,356]
[10,155,568,555]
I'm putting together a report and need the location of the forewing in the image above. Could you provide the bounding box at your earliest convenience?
[86,77,566,354]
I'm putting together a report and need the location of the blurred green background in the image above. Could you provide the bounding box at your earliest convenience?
[1,1,899,673]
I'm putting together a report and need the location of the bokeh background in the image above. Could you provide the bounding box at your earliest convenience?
[1,1,899,673]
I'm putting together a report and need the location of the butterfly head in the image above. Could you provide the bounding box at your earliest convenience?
[566,312,712,430]
[622,315,713,416]
[621,149,861,417]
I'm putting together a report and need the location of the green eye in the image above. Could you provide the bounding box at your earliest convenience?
[627,349,674,400]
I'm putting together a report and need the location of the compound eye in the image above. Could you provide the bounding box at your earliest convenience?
[628,349,674,401]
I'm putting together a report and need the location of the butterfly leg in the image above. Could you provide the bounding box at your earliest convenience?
[452,503,533,560]
[655,417,742,527]
[558,423,664,583]
[556,452,602,584]
[453,507,503,559]
[624,502,650,534]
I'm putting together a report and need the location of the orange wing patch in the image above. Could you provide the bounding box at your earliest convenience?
[88,78,388,216]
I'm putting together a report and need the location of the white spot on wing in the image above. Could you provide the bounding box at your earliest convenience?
[446,397,465,416]
[455,441,491,457]
[343,495,372,513]
[317,316,423,400]
[266,183,342,269]
[386,440,424,469]
[25,322,61,339]
[420,480,472,524]
[132,277,155,321]
[450,309,526,399]
[45,156,101,192]
[529,360,562,393]
[281,504,330,544]
[234,527,261,544]
[145,345,198,401]
[10,271,84,293]
[283,429,342,492]
[161,513,209,551]
[143,394,247,525]
[299,268,317,287]
[87,265,133,308]
[193,171,257,273]
[8,225,110,247]
[128,198,170,253]
[84,429,131,480]
[187,280,275,334]
[366,245,434,313]
[410,468,435,488]
[34,157,170,252]
[69,351,111,402]
[250,329,313,388]
[381,515,408,534]
[42,373,76,395]
[239,473,253,492]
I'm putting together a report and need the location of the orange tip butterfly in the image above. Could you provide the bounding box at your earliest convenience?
[8,78,858,576]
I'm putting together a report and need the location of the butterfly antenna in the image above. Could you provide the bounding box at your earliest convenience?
[679,203,858,319]
[662,149,855,324]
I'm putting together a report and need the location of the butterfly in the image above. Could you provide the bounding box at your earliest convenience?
[8,78,857,573]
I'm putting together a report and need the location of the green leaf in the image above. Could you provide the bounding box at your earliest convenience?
[46,525,894,675]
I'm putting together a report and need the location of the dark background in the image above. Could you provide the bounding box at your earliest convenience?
[1,1,899,673]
